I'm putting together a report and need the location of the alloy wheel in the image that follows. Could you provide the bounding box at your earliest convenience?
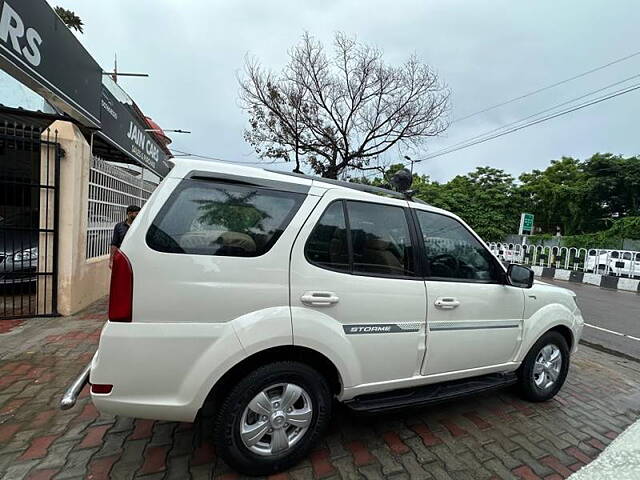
[533,344,562,389]
[240,383,313,456]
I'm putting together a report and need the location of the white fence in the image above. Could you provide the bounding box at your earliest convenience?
[488,242,640,279]
[86,156,158,259]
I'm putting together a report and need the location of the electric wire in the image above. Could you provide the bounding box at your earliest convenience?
[452,49,640,123]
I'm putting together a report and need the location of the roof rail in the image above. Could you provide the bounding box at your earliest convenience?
[266,169,429,204]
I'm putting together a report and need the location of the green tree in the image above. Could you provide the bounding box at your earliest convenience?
[421,167,520,241]
[55,7,84,33]
[350,153,640,242]
[518,157,591,235]
[583,153,640,221]
[355,165,521,241]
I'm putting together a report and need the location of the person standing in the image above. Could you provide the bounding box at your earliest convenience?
[110,205,141,268]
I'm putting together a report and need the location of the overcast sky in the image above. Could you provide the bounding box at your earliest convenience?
[50,0,640,182]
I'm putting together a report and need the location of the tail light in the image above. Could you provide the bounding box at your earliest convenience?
[91,384,113,394]
[108,249,133,322]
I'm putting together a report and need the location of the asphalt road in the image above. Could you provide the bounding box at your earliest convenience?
[544,278,640,360]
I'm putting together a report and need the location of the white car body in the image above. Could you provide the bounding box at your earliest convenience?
[585,250,640,277]
[89,158,584,422]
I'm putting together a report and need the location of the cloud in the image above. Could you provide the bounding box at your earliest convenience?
[51,0,640,181]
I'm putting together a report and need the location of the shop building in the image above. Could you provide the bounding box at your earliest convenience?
[0,0,173,319]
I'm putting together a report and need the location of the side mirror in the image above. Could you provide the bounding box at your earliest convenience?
[507,264,534,288]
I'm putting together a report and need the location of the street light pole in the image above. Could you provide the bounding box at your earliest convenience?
[404,155,422,175]
[144,129,192,134]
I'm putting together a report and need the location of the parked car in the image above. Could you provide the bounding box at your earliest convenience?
[0,212,38,286]
[490,244,525,264]
[61,159,585,475]
[585,249,640,277]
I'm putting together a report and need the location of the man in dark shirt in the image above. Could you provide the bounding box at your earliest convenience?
[110,205,141,268]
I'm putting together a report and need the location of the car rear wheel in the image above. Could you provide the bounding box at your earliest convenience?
[517,331,570,402]
[213,361,332,475]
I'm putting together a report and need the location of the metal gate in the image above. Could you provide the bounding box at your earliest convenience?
[0,122,60,319]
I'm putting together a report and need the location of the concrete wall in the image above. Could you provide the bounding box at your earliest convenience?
[44,121,110,315]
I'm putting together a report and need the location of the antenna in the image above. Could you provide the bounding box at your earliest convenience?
[103,53,149,83]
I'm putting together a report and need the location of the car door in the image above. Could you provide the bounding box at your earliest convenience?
[290,189,427,387]
[413,209,526,376]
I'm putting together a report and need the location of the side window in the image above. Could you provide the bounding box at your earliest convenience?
[415,211,501,282]
[305,200,416,277]
[304,202,350,272]
[346,201,415,276]
[146,179,304,257]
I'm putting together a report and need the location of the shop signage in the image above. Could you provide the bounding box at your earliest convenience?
[0,0,102,127]
[97,81,172,177]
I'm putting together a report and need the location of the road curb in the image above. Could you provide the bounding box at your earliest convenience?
[533,267,640,293]
[579,339,640,364]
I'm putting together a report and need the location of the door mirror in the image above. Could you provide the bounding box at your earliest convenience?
[507,264,534,288]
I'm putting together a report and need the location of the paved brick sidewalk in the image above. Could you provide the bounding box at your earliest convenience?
[1,300,639,480]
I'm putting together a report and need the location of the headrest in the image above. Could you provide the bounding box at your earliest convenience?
[218,231,256,252]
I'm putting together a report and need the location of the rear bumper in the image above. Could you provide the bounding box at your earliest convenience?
[60,363,91,410]
[88,321,246,423]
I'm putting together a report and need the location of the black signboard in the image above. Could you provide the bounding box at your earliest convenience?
[98,83,172,177]
[0,0,102,127]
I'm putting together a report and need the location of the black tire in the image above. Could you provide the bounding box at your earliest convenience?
[517,331,570,402]
[213,361,332,476]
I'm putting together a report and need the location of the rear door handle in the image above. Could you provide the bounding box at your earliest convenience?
[301,291,340,307]
[434,297,460,309]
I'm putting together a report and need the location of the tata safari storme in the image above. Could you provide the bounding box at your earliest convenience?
[62,159,584,475]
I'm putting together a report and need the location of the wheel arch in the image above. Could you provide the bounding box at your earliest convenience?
[547,324,574,351]
[199,345,342,418]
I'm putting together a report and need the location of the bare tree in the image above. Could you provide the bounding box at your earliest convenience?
[239,32,450,179]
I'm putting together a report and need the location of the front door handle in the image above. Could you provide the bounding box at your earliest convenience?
[301,291,340,307]
[434,297,460,309]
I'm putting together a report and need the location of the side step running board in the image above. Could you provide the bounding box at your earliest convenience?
[345,372,518,413]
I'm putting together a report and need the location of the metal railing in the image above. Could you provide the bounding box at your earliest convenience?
[1,123,60,319]
[86,156,157,259]
[488,242,640,279]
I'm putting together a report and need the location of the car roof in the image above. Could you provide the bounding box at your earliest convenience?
[167,157,453,216]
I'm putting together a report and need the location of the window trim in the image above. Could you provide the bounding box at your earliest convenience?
[303,200,351,275]
[304,199,422,280]
[187,170,311,195]
[413,208,507,285]
[146,177,305,257]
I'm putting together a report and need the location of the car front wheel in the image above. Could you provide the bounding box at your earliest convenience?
[517,331,570,402]
[213,361,332,476]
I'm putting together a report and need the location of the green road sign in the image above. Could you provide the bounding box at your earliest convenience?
[520,213,534,235]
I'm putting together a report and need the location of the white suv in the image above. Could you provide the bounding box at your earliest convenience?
[61,159,584,475]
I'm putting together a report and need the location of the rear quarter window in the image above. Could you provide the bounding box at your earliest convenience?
[146,179,305,257]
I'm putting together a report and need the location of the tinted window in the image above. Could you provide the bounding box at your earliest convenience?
[147,179,304,257]
[416,211,500,282]
[611,251,619,259]
[305,202,349,272]
[347,201,415,276]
